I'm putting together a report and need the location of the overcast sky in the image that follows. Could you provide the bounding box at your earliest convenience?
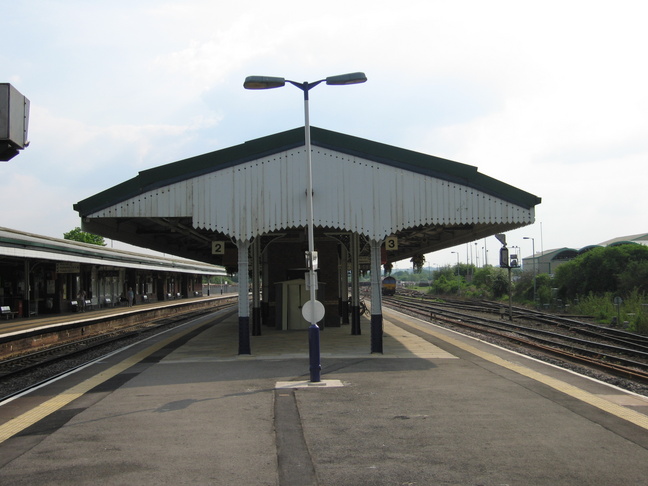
[2,0,646,269]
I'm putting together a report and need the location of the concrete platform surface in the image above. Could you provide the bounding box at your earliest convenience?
[1,306,648,485]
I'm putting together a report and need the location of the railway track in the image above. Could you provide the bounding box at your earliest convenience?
[383,293,648,390]
[0,305,236,402]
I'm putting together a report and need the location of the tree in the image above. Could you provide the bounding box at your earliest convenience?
[491,272,509,298]
[535,274,554,305]
[430,273,458,295]
[618,260,648,294]
[63,227,106,246]
[472,266,496,289]
[555,244,648,299]
[391,270,412,281]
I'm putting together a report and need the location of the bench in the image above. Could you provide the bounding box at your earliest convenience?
[85,299,93,311]
[104,298,113,308]
[1,306,18,319]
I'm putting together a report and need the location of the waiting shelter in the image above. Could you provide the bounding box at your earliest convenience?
[74,127,541,354]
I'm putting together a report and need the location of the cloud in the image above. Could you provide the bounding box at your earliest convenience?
[1,172,78,237]
[3,0,648,265]
[29,105,221,172]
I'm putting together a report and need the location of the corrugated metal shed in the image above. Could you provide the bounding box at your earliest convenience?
[74,127,541,265]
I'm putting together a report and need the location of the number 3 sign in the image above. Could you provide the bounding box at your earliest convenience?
[385,236,398,251]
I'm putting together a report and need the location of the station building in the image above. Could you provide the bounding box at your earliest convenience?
[522,233,648,275]
[74,127,541,354]
[0,227,226,317]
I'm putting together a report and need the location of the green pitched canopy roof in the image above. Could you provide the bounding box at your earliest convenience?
[75,126,540,216]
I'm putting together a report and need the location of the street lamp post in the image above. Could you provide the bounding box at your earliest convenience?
[524,236,536,306]
[244,72,367,382]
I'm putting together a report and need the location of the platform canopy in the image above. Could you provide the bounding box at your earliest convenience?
[74,127,541,267]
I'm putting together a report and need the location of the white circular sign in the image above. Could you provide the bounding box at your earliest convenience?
[302,300,325,323]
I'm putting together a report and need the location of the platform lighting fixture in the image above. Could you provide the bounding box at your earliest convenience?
[244,72,367,383]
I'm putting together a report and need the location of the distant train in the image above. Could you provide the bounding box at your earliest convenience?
[382,276,397,296]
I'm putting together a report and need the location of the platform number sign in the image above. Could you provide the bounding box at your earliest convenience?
[385,236,398,251]
[211,241,225,255]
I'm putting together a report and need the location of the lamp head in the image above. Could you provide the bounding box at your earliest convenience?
[325,72,367,85]
[244,76,286,90]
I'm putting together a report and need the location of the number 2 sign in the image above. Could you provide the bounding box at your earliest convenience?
[211,241,225,255]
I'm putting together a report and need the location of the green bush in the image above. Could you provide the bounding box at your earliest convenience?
[635,312,648,334]
[555,244,648,299]
[568,290,648,333]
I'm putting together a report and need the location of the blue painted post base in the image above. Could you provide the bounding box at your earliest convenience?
[238,316,251,355]
[371,314,383,354]
[309,324,321,382]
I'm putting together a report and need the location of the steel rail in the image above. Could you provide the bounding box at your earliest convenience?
[0,304,237,402]
[383,295,648,385]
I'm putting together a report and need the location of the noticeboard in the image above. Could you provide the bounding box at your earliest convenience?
[56,262,81,273]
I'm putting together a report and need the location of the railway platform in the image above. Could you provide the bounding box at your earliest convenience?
[0,293,237,339]
[1,306,647,485]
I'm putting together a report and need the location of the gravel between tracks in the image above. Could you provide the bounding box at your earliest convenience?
[385,299,648,398]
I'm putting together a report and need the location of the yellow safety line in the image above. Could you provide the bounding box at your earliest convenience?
[3,310,647,444]
[0,324,199,444]
[397,313,648,431]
